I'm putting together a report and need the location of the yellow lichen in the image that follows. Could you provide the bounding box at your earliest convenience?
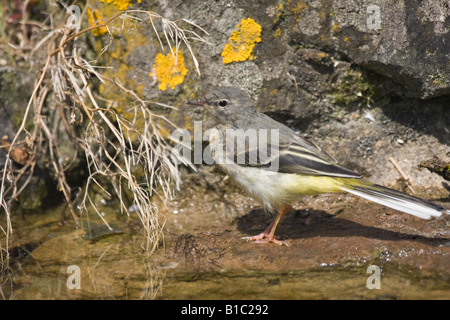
[184,115,193,131]
[288,0,308,15]
[99,0,142,11]
[273,28,282,37]
[273,3,284,23]
[100,64,143,106]
[332,23,341,32]
[96,11,150,140]
[221,18,262,64]
[150,49,188,91]
[87,8,107,36]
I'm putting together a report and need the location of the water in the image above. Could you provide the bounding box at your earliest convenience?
[1,203,449,299]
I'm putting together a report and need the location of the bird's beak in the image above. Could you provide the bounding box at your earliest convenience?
[186,97,208,106]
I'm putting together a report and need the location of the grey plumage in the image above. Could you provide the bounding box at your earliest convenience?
[187,87,449,244]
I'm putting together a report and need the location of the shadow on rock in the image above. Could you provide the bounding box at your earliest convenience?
[235,208,449,247]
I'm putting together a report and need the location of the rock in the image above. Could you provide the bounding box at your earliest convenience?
[0,69,34,168]
[0,68,83,213]
[139,0,449,193]
[1,0,449,212]
[287,0,450,99]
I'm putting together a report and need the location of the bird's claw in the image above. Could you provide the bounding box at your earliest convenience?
[241,233,289,246]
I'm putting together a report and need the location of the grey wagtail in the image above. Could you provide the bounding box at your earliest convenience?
[187,87,449,245]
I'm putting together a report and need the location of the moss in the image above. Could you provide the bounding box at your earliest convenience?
[221,18,262,64]
[418,157,450,182]
[331,69,376,108]
[428,72,446,87]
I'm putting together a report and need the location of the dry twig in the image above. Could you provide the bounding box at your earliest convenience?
[0,2,209,274]
[388,157,417,195]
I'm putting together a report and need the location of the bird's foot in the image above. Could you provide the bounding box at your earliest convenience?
[241,232,289,246]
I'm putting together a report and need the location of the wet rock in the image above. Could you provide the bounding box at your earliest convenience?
[0,70,57,211]
[0,68,86,213]
[0,69,34,168]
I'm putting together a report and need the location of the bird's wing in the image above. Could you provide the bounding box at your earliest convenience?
[273,140,362,178]
[227,135,362,179]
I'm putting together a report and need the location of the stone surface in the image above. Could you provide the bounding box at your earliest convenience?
[117,0,450,191]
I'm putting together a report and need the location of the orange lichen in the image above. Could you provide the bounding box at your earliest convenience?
[99,0,141,11]
[150,49,188,91]
[221,18,262,64]
[87,8,107,36]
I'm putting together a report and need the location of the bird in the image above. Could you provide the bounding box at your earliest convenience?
[187,87,449,245]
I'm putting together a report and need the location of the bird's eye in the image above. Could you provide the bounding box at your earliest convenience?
[218,100,228,107]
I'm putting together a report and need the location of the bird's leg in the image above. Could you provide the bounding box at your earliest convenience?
[242,206,292,245]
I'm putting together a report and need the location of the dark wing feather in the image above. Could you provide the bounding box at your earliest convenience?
[275,143,362,178]
[230,139,362,179]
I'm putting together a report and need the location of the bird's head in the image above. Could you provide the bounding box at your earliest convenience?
[187,87,256,123]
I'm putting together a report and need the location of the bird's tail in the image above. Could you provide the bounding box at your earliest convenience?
[339,180,449,219]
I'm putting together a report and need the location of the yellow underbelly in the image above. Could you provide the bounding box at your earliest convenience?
[286,175,351,195]
[220,162,363,211]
